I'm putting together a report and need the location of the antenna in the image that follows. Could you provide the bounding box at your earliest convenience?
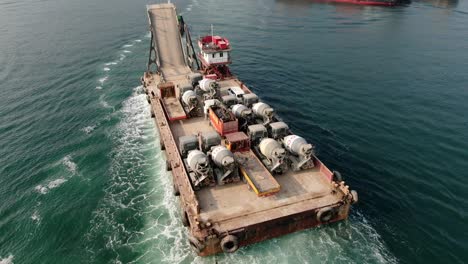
[211,24,214,45]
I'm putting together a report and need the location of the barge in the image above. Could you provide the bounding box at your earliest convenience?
[315,0,400,6]
[142,3,358,256]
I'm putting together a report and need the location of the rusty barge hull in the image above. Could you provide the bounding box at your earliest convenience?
[142,3,357,256]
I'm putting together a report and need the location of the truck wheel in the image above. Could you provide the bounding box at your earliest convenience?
[332,171,342,182]
[317,206,335,222]
[220,235,239,253]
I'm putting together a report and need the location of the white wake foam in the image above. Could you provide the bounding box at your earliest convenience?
[81,125,96,134]
[99,95,112,109]
[189,211,397,264]
[34,185,48,194]
[85,86,158,262]
[34,155,77,194]
[35,178,68,195]
[99,76,108,84]
[62,155,77,174]
[48,178,67,188]
[110,93,193,263]
[31,210,41,222]
[0,255,14,264]
[96,34,145,91]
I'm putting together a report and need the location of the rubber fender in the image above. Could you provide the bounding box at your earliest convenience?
[332,171,342,182]
[173,182,180,196]
[181,211,189,227]
[160,138,165,150]
[351,190,358,204]
[188,235,205,253]
[220,235,239,253]
[166,160,172,171]
[150,109,155,118]
[317,206,336,222]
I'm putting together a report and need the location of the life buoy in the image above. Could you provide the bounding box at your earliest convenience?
[220,235,239,253]
[317,206,335,222]
[188,235,205,253]
[332,171,342,182]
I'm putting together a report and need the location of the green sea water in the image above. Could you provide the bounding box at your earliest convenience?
[1,0,467,263]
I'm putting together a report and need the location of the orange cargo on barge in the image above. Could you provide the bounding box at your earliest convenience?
[142,3,358,256]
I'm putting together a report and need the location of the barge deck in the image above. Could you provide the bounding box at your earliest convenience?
[142,3,357,256]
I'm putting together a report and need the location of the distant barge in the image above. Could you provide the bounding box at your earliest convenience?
[316,0,399,6]
[142,3,358,256]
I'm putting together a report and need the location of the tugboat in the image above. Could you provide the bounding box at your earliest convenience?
[142,3,358,256]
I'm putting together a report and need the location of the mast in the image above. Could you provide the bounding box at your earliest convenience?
[211,24,214,45]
